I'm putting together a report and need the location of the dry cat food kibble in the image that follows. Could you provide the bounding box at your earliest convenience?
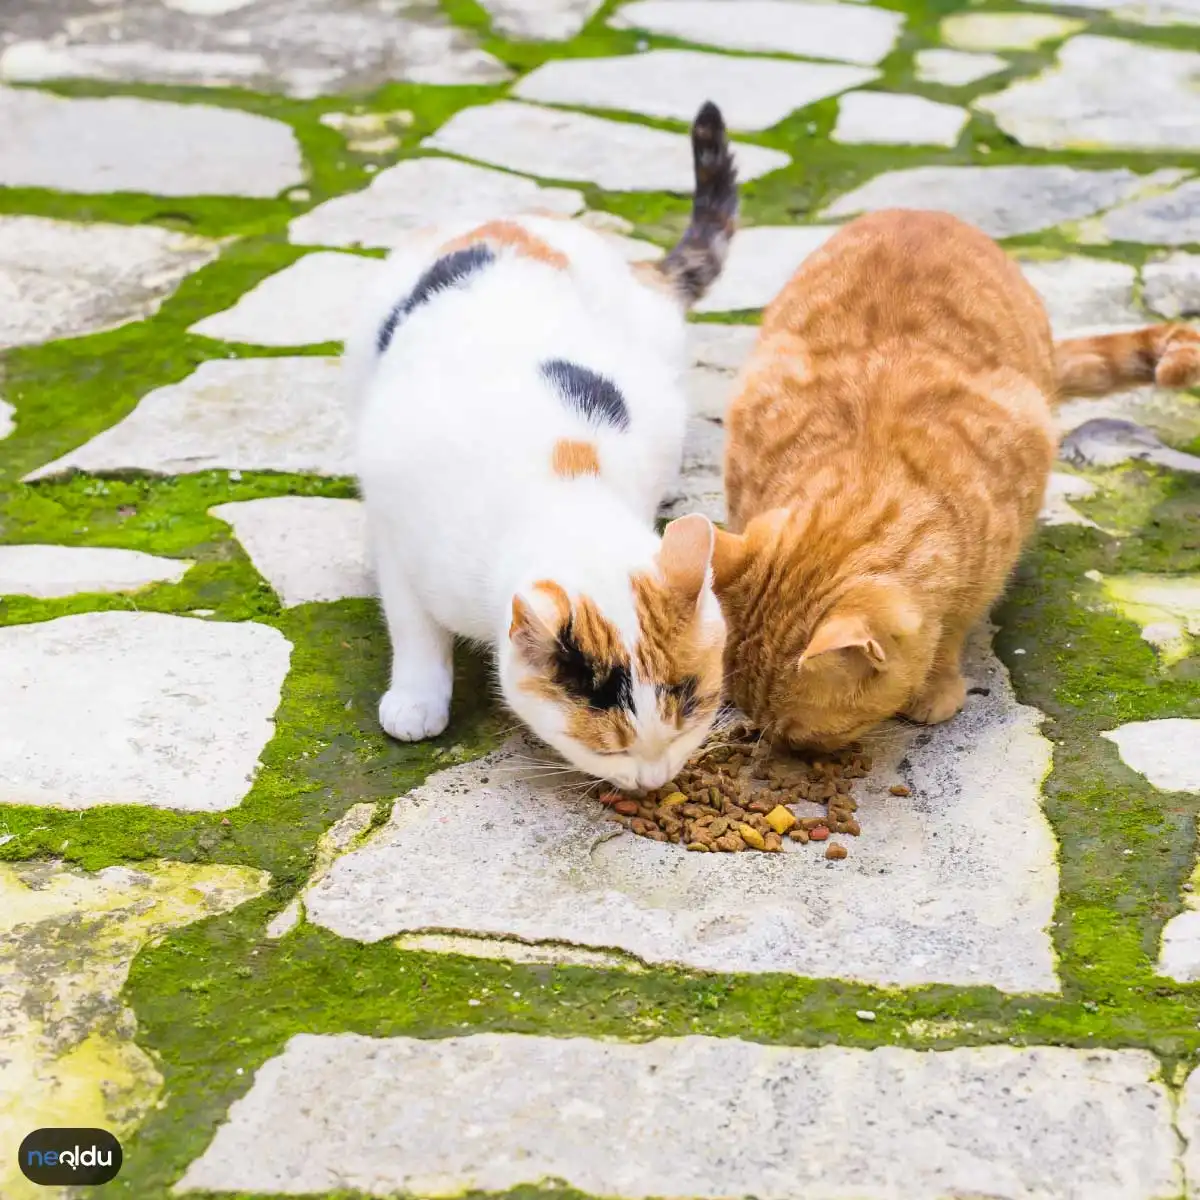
[600,725,871,856]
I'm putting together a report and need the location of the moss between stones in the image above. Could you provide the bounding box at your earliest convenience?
[2,5,1200,1194]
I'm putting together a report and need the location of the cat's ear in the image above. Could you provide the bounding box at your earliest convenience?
[659,514,716,605]
[509,581,569,664]
[710,528,746,592]
[799,613,887,671]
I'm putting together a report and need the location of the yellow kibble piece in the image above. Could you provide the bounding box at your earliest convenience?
[765,805,797,835]
[738,824,766,850]
[661,791,689,806]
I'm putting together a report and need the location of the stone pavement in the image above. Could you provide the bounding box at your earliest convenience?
[1,0,1200,1197]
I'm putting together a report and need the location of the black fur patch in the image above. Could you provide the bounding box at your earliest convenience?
[553,620,633,712]
[658,675,700,719]
[540,359,630,431]
[376,243,495,353]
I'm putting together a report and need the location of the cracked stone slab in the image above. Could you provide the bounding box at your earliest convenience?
[176,1034,1177,1199]
[210,497,371,607]
[289,158,585,250]
[822,165,1144,238]
[1102,718,1200,794]
[942,12,1084,50]
[480,0,604,39]
[1099,178,1200,245]
[684,323,758,419]
[0,545,191,598]
[832,92,969,147]
[0,0,510,96]
[25,357,350,480]
[695,226,837,313]
[0,86,303,197]
[190,252,379,346]
[514,50,876,132]
[0,215,218,351]
[422,102,791,193]
[305,630,1057,992]
[914,48,1008,86]
[610,0,905,67]
[1144,252,1200,317]
[1017,255,1139,337]
[0,612,290,811]
[2,859,269,1200]
[977,36,1200,153]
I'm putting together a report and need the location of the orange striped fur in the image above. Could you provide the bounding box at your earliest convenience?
[714,209,1200,750]
[551,438,600,478]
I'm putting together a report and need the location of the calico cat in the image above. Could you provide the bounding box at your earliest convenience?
[348,103,736,790]
[711,208,1200,751]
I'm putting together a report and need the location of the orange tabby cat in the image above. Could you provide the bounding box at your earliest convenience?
[712,208,1200,751]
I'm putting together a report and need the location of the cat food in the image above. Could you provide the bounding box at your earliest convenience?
[601,724,868,855]
[889,784,911,797]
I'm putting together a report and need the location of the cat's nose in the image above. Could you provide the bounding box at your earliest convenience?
[636,762,672,791]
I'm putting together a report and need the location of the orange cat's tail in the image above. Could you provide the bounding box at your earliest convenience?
[1055,323,1200,399]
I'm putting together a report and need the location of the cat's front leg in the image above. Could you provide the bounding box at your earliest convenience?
[371,522,453,741]
[902,623,968,726]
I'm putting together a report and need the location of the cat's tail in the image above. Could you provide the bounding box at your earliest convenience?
[649,100,738,307]
[1055,322,1200,398]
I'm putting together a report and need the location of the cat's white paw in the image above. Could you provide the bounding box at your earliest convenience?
[378,685,451,741]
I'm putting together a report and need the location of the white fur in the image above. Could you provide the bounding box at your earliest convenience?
[348,216,722,789]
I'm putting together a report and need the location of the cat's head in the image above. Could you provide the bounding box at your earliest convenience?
[499,514,726,790]
[712,511,934,751]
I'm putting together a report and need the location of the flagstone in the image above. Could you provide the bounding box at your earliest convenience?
[25,357,350,481]
[1143,252,1200,318]
[305,629,1057,992]
[514,50,877,132]
[0,399,13,441]
[0,215,218,351]
[175,1034,1176,1198]
[191,252,378,347]
[0,612,290,811]
[822,165,1142,238]
[480,0,606,39]
[976,37,1200,153]
[1017,0,1200,25]
[832,91,968,147]
[684,323,758,419]
[1100,178,1200,245]
[610,0,905,67]
[1102,718,1200,794]
[422,102,791,192]
[0,86,302,197]
[942,12,1085,51]
[1017,256,1139,336]
[661,414,727,521]
[694,225,837,313]
[289,158,585,250]
[1,859,269,1200]
[914,48,1008,86]
[0,545,191,598]
[0,0,509,96]
[210,497,371,607]
[1095,572,1200,665]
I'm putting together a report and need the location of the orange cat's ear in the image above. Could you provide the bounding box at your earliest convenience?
[509,581,569,662]
[659,514,716,605]
[710,528,745,592]
[799,613,886,670]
